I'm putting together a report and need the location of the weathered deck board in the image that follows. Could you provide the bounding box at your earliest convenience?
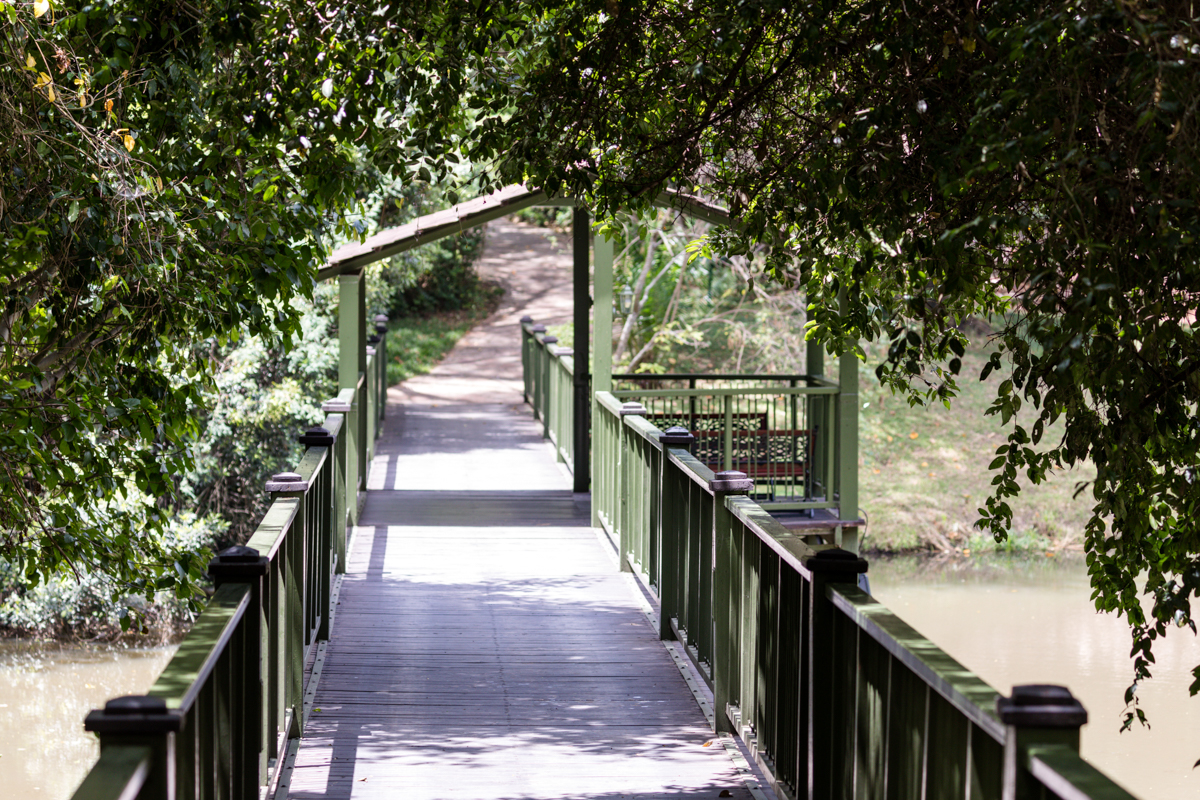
[287,398,752,800]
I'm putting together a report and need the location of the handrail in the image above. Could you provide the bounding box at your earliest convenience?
[612,385,839,397]
[70,746,152,800]
[591,395,1142,800]
[1026,745,1138,800]
[73,310,390,800]
[827,583,1007,742]
[149,583,251,714]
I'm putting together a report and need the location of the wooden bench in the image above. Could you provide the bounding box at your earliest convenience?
[645,413,815,480]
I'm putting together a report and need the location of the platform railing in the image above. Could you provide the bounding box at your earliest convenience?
[71,319,389,800]
[611,376,840,508]
[521,321,576,472]
[593,389,1138,800]
[521,322,854,516]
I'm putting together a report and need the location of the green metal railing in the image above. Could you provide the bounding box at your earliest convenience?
[612,374,840,508]
[71,315,389,800]
[592,390,1138,800]
[522,321,577,472]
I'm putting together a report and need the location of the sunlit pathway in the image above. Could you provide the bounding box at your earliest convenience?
[286,221,754,800]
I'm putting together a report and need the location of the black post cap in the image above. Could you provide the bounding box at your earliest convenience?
[659,426,695,449]
[85,695,181,734]
[208,545,269,582]
[299,426,335,447]
[542,335,558,345]
[367,333,382,345]
[532,324,547,333]
[709,470,754,493]
[374,314,389,334]
[521,316,534,324]
[997,685,1088,728]
[804,546,869,575]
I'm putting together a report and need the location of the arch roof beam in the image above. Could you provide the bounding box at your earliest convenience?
[319,185,729,280]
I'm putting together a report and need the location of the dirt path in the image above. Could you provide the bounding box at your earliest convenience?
[388,218,574,407]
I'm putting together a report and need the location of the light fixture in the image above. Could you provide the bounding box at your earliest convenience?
[617,285,634,315]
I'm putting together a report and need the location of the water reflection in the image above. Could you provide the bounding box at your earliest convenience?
[0,641,175,800]
[870,554,1198,800]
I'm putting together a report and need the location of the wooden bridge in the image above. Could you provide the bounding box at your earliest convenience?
[71,190,1136,800]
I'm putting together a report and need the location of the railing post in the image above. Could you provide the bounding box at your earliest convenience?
[804,547,869,799]
[266,472,309,738]
[617,402,647,572]
[997,685,1088,800]
[84,697,179,800]
[658,427,694,642]
[323,394,357,525]
[374,314,389,421]
[709,469,754,735]
[300,425,340,577]
[837,286,859,550]
[573,208,592,494]
[208,546,270,796]
[531,324,547,420]
[542,335,558,440]
[520,316,534,404]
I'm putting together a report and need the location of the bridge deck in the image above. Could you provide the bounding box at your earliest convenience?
[286,223,757,800]
[286,402,753,800]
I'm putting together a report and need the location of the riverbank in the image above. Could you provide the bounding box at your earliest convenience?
[858,331,1096,555]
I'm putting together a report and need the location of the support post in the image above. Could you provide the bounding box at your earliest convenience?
[710,470,754,735]
[208,546,270,793]
[836,286,859,551]
[997,685,1088,800]
[338,273,366,504]
[591,227,615,526]
[374,315,389,421]
[572,208,591,493]
[84,697,179,800]
[356,275,367,492]
[592,229,614,393]
[804,548,869,799]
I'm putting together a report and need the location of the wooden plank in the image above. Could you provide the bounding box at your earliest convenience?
[286,399,752,799]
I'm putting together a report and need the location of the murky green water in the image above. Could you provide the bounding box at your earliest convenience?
[870,554,1198,800]
[0,642,175,800]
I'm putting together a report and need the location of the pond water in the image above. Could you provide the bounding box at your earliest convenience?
[0,642,176,800]
[2,556,1196,800]
[870,555,1198,800]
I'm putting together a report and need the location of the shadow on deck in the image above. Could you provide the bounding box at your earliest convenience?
[285,400,757,800]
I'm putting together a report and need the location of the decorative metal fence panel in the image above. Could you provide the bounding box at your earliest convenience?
[611,374,840,507]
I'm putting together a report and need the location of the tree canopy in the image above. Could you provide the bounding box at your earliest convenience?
[0,0,480,615]
[4,0,1199,724]
[455,0,1200,721]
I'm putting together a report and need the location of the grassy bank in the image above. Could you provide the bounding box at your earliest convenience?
[858,332,1096,556]
[384,283,502,388]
